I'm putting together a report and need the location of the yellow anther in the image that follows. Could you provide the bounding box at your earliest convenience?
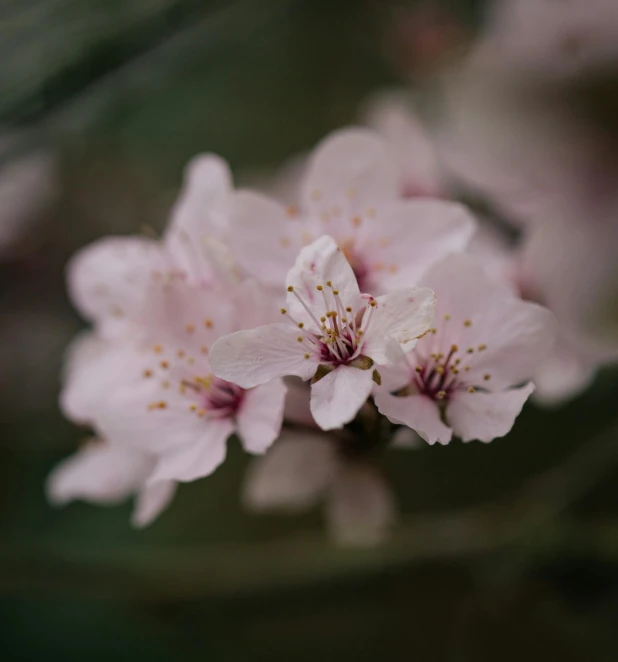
[451,344,458,352]
[484,374,491,381]
[297,336,303,342]
[464,319,472,327]
[304,353,310,359]
[431,328,437,334]
[478,344,487,351]
[467,347,474,354]
[189,404,197,412]
[197,409,206,418]
[279,237,291,248]
[160,361,169,369]
[143,370,153,378]
[320,316,326,322]
[204,318,213,329]
[468,386,476,393]
[351,216,361,227]
[316,285,323,291]
[345,307,352,313]
[370,300,377,307]
[415,366,423,373]
[201,345,209,354]
[332,289,339,295]
[326,280,332,287]
[176,349,186,358]
[280,308,287,314]
[185,324,195,334]
[287,285,294,292]
[444,314,451,321]
[286,205,299,217]
[464,365,471,371]
[436,366,445,375]
[161,381,170,389]
[153,345,164,354]
[436,391,447,400]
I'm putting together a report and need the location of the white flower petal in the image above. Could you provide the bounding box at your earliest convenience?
[147,417,233,483]
[226,190,298,288]
[164,154,232,283]
[242,431,337,512]
[367,200,476,289]
[466,299,557,390]
[67,236,167,337]
[210,323,319,389]
[285,235,362,327]
[447,382,535,443]
[302,128,399,211]
[310,365,374,431]
[326,463,396,547]
[46,441,154,506]
[374,392,452,445]
[237,379,287,454]
[363,287,435,362]
[132,480,177,528]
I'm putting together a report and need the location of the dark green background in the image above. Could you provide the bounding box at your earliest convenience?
[2,1,618,659]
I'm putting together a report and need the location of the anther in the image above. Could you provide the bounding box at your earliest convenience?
[297,336,303,342]
[316,285,323,291]
[280,308,287,314]
[444,314,451,321]
[483,374,491,381]
[478,344,487,351]
[415,366,422,373]
[297,322,304,328]
[467,386,476,393]
[467,347,474,354]
[143,370,153,378]
[287,286,294,292]
[436,390,447,400]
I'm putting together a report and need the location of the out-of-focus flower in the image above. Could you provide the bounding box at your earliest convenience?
[480,0,618,79]
[361,91,444,199]
[468,223,610,406]
[87,279,287,485]
[46,439,176,528]
[375,254,556,444]
[226,128,475,293]
[210,235,435,430]
[244,431,395,546]
[0,136,57,257]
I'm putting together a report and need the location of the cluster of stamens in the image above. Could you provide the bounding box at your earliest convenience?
[142,316,243,419]
[281,281,377,366]
[408,314,491,401]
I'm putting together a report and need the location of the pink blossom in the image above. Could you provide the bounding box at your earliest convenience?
[244,431,395,546]
[90,279,286,484]
[210,235,435,430]
[374,253,556,443]
[226,128,475,292]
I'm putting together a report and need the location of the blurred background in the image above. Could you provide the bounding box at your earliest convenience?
[3,0,618,659]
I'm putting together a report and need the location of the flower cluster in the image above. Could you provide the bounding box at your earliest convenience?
[47,123,557,543]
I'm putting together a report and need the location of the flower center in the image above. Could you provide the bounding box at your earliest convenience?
[402,315,491,401]
[282,283,378,366]
[143,341,245,418]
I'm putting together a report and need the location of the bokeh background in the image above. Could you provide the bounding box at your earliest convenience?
[2,1,618,659]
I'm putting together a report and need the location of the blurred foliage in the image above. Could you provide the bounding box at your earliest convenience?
[2,0,618,660]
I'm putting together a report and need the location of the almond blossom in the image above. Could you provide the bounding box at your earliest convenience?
[468,222,613,405]
[244,431,395,546]
[91,279,286,485]
[210,235,435,430]
[226,128,475,292]
[374,253,557,444]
